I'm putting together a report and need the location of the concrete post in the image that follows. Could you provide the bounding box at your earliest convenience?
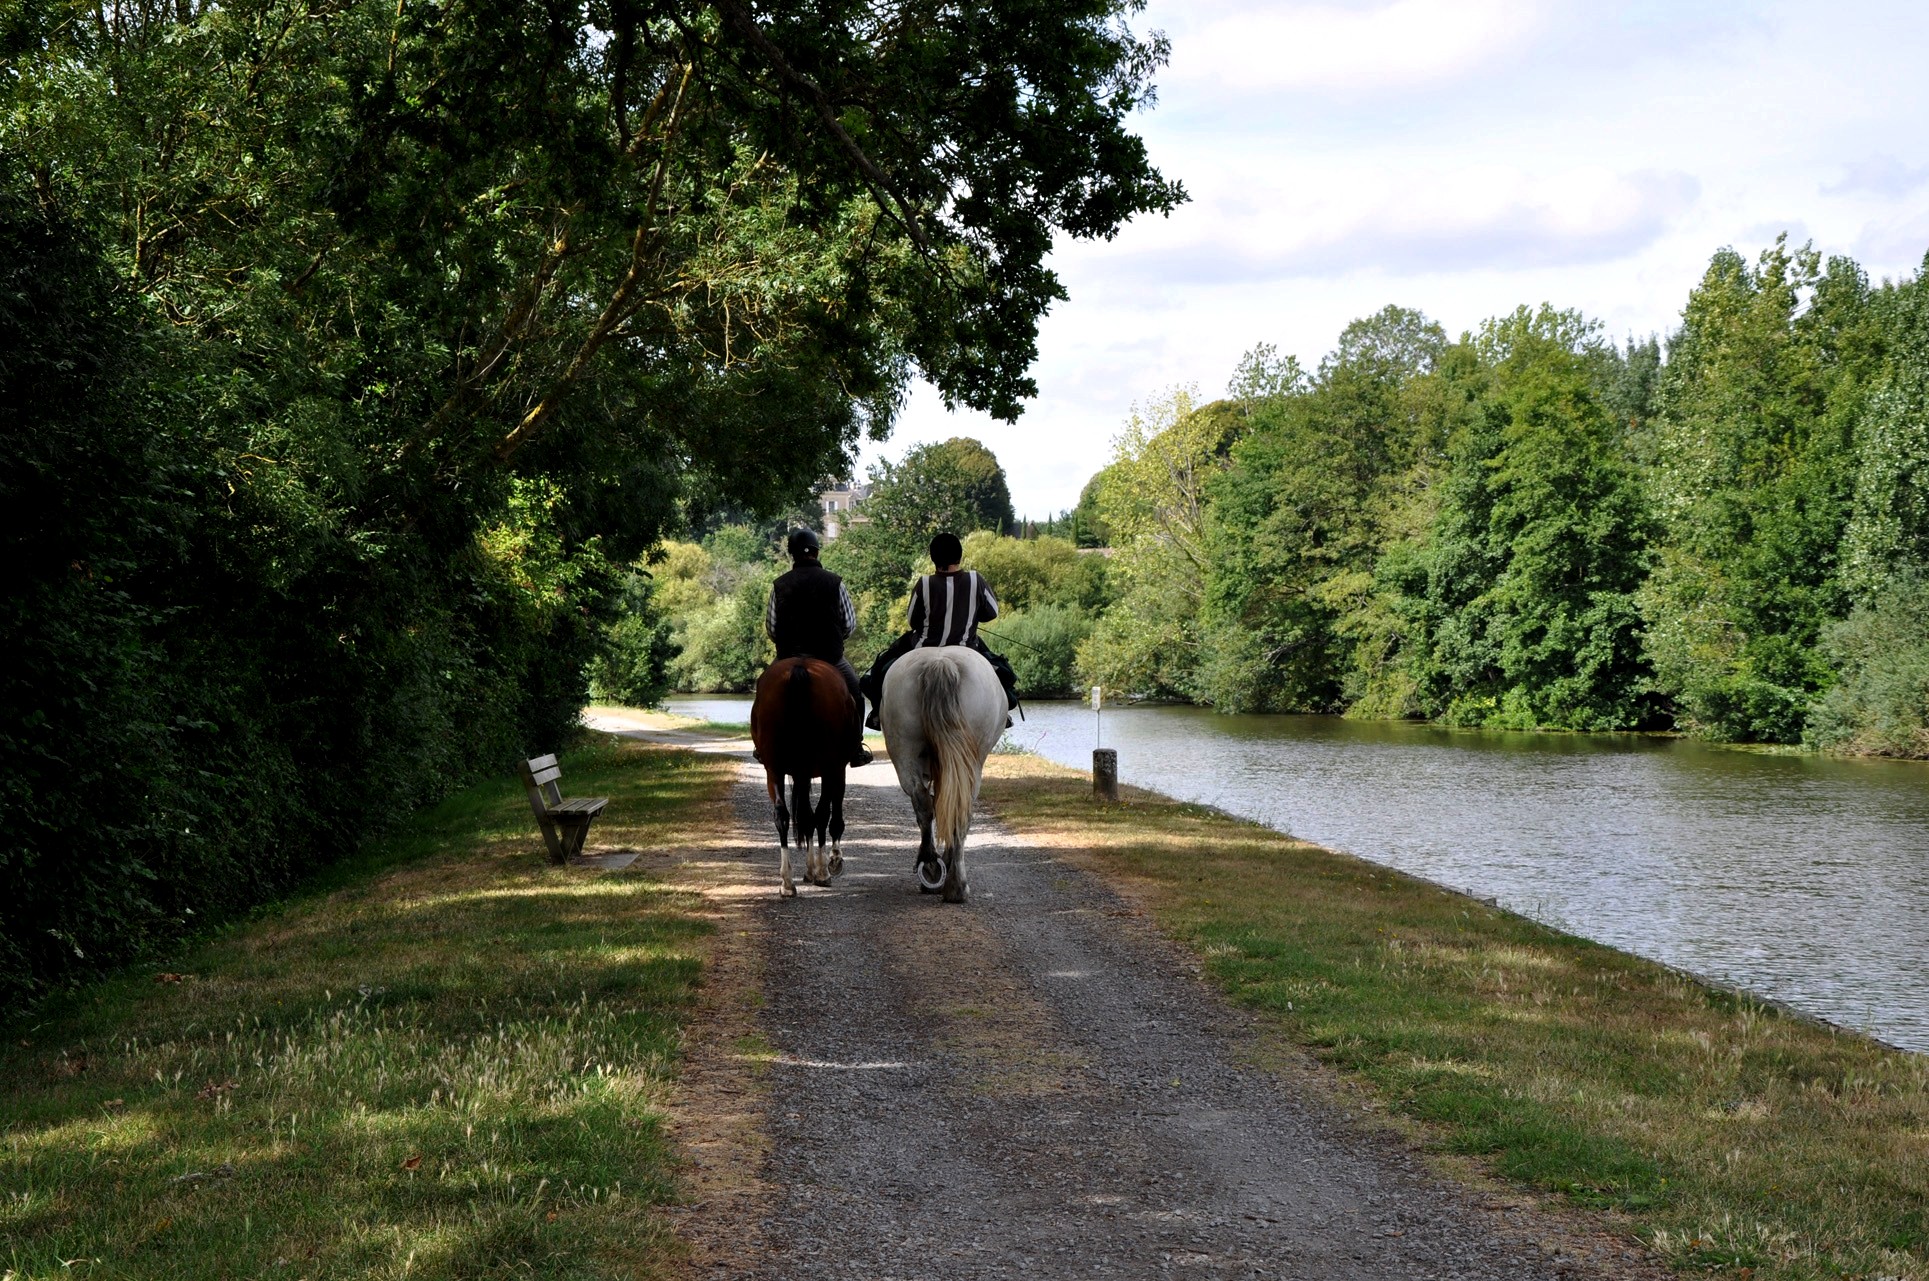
[1092,748,1119,803]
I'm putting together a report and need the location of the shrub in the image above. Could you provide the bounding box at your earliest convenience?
[1805,576,1929,757]
[992,605,1094,698]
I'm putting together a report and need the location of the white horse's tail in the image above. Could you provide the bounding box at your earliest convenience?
[921,656,979,853]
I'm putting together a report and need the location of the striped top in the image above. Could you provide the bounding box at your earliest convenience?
[908,570,999,647]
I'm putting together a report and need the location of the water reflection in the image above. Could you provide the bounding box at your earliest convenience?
[662,695,1929,1053]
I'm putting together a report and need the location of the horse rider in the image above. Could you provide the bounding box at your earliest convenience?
[862,531,1021,730]
[766,528,873,768]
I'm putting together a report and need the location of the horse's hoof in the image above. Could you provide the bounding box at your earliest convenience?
[916,858,945,894]
[828,851,844,877]
[780,882,797,898]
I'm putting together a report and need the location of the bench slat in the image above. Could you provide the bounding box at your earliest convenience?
[528,764,564,788]
[552,798,608,815]
[525,753,560,772]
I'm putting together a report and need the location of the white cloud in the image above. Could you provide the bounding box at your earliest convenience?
[868,0,1929,517]
[1098,168,1700,282]
[1167,0,1547,94]
[1823,156,1929,198]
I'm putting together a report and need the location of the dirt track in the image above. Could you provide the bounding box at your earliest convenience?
[601,718,1660,1281]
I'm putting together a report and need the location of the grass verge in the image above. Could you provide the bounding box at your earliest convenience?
[980,753,1929,1281]
[2,738,735,1280]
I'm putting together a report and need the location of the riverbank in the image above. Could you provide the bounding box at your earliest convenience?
[0,739,731,1280]
[978,752,1928,1281]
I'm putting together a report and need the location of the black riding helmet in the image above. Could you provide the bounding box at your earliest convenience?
[928,531,962,567]
[786,527,821,560]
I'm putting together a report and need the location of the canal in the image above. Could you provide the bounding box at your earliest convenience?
[663,695,1929,1053]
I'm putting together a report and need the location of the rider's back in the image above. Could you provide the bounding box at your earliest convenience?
[769,561,848,662]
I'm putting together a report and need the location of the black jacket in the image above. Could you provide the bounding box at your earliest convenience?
[766,561,855,662]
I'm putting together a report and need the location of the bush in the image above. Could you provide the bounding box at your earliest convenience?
[588,572,675,707]
[0,195,600,1013]
[1805,576,1929,757]
[992,605,1094,698]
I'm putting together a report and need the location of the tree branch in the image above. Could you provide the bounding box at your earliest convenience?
[711,0,932,256]
[491,62,695,465]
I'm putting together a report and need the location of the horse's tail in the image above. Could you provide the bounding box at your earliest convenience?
[922,655,979,853]
[780,659,814,767]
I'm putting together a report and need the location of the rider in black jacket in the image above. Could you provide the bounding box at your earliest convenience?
[765,528,873,768]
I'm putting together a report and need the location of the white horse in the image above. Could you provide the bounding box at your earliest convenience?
[879,646,1007,903]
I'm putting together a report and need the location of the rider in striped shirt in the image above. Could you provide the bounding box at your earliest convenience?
[862,531,1021,728]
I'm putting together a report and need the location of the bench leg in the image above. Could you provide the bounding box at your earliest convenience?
[537,817,568,865]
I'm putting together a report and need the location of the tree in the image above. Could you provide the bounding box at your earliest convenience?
[0,0,1181,1006]
[1199,312,1449,712]
[1841,257,1929,602]
[1078,387,1242,698]
[1640,239,1879,740]
[862,437,1018,537]
[1401,308,1656,730]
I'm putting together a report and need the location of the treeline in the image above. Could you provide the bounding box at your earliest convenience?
[631,239,1929,759]
[0,0,1177,1009]
[1083,239,1929,755]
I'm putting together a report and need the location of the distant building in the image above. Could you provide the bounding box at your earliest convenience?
[817,478,872,539]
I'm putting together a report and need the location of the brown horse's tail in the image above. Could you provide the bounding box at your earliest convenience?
[922,656,978,853]
[780,659,814,767]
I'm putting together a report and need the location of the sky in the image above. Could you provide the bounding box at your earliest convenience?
[855,0,1929,518]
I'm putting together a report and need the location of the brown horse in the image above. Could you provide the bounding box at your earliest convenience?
[750,657,856,896]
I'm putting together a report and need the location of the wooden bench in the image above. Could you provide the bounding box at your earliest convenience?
[518,754,609,865]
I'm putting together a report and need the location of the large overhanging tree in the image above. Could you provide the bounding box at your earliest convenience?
[0,0,1182,1006]
[7,0,1183,555]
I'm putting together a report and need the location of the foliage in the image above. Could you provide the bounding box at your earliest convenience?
[818,436,1018,664]
[1068,247,1928,754]
[1841,260,1929,601]
[1805,575,1929,756]
[0,0,1178,1008]
[1078,386,1241,699]
[992,605,1095,698]
[651,530,784,693]
[1401,308,1657,730]
[961,531,1111,614]
[860,436,1018,542]
[588,569,677,707]
[1199,312,1448,713]
[1639,239,1881,740]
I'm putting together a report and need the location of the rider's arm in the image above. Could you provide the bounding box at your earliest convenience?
[764,586,778,641]
[837,583,857,638]
[907,576,927,635]
[977,574,999,622]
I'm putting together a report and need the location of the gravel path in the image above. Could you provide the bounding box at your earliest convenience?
[600,719,1657,1281]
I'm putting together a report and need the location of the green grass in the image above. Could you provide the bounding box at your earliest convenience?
[982,754,1929,1281]
[2,739,735,1280]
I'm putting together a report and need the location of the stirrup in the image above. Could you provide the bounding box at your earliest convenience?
[850,745,874,768]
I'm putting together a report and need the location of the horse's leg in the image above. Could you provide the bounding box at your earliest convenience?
[769,769,794,897]
[910,781,943,893]
[793,774,825,887]
[942,826,969,904]
[825,767,846,878]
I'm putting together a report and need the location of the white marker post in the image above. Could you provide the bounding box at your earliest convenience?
[1091,684,1118,802]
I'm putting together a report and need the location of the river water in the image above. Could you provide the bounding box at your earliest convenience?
[662,695,1929,1053]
